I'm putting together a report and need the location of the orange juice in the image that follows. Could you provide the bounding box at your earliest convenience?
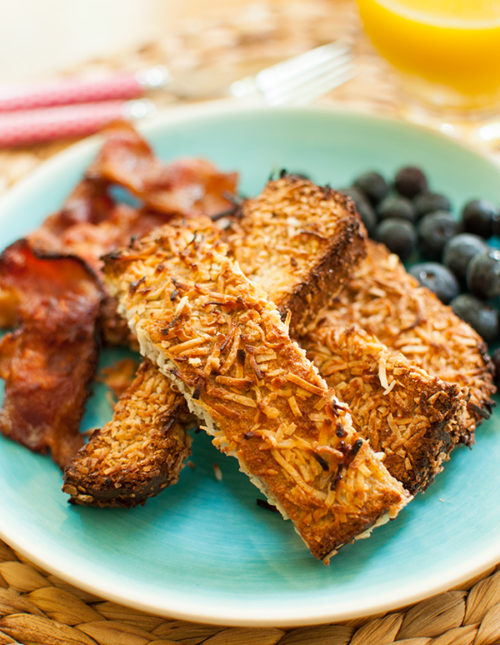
[356,0,500,111]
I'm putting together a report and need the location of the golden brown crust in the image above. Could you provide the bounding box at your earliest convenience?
[304,325,467,493]
[103,219,408,561]
[63,360,193,507]
[322,241,495,444]
[226,176,366,335]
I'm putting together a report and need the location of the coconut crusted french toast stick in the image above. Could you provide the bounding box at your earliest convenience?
[321,240,495,444]
[225,174,367,335]
[64,176,367,506]
[304,326,466,494]
[63,360,193,506]
[102,218,409,562]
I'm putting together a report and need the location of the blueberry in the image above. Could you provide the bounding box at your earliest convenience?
[462,199,499,239]
[418,211,459,260]
[491,347,500,385]
[442,233,489,282]
[394,166,428,198]
[353,171,389,205]
[466,249,500,299]
[409,262,459,304]
[340,186,378,236]
[451,294,498,343]
[493,214,500,238]
[414,192,451,220]
[375,218,417,260]
[377,195,416,223]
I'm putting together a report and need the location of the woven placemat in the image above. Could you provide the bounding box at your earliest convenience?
[0,2,499,643]
[0,546,498,644]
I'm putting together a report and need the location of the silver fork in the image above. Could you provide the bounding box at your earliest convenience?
[228,41,354,105]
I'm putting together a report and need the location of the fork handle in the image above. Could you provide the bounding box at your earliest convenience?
[0,100,155,147]
[0,67,169,112]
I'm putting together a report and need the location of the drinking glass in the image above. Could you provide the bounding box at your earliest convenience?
[356,0,500,117]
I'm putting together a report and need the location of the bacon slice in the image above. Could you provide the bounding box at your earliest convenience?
[102,218,409,562]
[0,123,238,469]
[0,240,102,468]
[88,121,238,218]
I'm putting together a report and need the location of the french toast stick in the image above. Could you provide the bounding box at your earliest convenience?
[304,325,466,493]
[64,176,366,505]
[323,240,495,444]
[63,360,194,506]
[102,218,409,562]
[226,175,366,335]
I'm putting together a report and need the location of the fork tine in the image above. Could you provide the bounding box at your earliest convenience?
[229,41,353,104]
[259,51,352,102]
[255,42,351,89]
[280,69,354,106]
[265,55,353,105]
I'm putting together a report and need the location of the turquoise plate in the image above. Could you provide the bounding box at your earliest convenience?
[0,104,499,627]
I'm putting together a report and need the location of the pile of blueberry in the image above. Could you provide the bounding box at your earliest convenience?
[342,166,500,363]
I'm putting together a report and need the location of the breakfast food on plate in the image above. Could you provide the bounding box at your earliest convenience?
[87,121,239,218]
[64,360,194,507]
[64,174,367,507]
[304,325,466,493]
[225,174,366,335]
[323,240,495,443]
[348,165,500,349]
[0,121,496,562]
[0,123,238,467]
[102,217,409,561]
[0,240,102,468]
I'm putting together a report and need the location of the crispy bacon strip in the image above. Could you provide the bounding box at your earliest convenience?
[0,240,102,468]
[88,121,238,217]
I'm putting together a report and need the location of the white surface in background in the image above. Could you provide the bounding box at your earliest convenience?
[0,0,255,82]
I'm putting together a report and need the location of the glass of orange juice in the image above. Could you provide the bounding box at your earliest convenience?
[356,0,500,115]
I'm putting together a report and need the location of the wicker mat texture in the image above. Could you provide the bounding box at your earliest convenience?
[0,546,498,644]
[0,1,499,643]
